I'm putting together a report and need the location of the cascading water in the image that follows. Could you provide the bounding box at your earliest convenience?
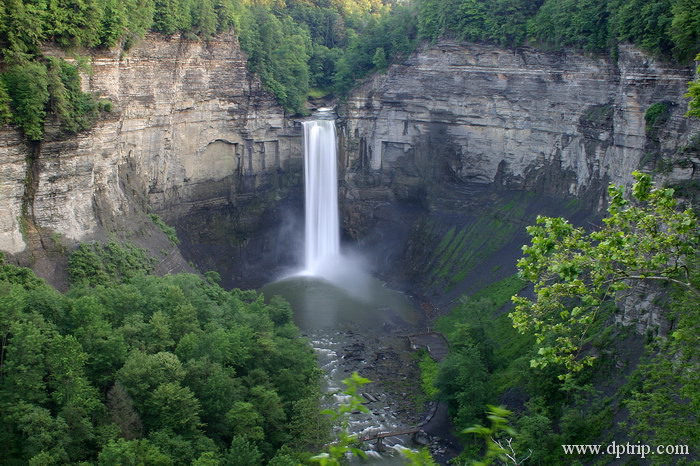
[303,117,340,275]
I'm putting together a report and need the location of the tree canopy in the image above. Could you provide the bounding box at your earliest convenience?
[415,0,700,61]
[511,172,699,377]
[0,245,325,464]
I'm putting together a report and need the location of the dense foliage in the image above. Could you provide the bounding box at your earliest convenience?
[0,0,418,125]
[415,0,700,60]
[511,172,699,377]
[0,247,324,464]
[506,173,699,462]
[432,174,700,463]
[0,57,110,141]
[232,0,418,107]
[688,54,700,118]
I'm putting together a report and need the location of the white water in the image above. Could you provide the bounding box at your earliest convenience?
[303,119,340,275]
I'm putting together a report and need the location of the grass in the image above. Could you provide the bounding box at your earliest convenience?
[419,195,536,291]
[427,216,519,290]
[308,87,331,99]
[417,350,440,402]
[436,275,526,338]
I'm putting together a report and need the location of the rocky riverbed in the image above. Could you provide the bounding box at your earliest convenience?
[262,272,459,462]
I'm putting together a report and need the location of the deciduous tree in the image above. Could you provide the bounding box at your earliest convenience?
[510,172,699,379]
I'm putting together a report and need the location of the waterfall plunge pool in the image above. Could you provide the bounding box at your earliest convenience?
[262,271,428,462]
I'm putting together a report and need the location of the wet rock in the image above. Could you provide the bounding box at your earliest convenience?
[413,430,432,446]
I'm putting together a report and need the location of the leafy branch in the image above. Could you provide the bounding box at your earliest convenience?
[310,372,370,465]
[510,172,700,379]
[464,405,531,466]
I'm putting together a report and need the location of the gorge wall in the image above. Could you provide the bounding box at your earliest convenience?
[338,42,699,334]
[0,35,698,297]
[339,41,699,239]
[0,34,302,288]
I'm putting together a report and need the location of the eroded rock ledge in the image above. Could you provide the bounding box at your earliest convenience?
[1,37,698,291]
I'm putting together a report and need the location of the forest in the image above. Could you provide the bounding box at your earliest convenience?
[0,242,327,464]
[430,174,700,464]
[1,0,699,139]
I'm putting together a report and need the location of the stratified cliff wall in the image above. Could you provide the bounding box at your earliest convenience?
[337,41,699,338]
[1,35,698,293]
[0,34,302,286]
[339,41,699,237]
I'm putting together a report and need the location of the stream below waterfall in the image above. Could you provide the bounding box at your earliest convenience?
[263,272,444,462]
[265,112,458,463]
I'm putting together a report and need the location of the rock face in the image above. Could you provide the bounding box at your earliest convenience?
[1,36,698,294]
[338,41,699,237]
[0,130,27,255]
[0,34,302,287]
[337,41,699,337]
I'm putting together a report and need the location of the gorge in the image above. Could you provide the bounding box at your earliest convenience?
[1,23,699,464]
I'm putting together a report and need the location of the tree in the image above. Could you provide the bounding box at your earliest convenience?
[224,436,262,466]
[670,0,700,62]
[145,382,202,434]
[2,62,50,141]
[116,351,186,407]
[192,0,217,37]
[687,54,700,118]
[510,172,699,379]
[527,0,609,52]
[98,438,173,465]
[153,0,183,34]
[2,317,52,405]
[123,0,156,48]
[107,382,143,440]
[43,0,103,48]
[0,80,12,124]
[9,402,71,463]
[436,343,490,428]
[0,0,46,62]
[371,47,387,70]
[99,0,128,47]
[286,397,331,452]
[464,405,531,466]
[607,0,673,57]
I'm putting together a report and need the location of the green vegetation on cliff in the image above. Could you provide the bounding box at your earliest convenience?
[0,0,417,132]
[1,0,697,137]
[415,0,700,61]
[688,53,700,118]
[0,248,325,464]
[434,174,700,463]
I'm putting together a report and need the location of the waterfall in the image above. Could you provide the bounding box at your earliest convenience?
[303,118,340,275]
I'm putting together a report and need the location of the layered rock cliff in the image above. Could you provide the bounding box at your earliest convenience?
[0,34,302,287]
[1,36,697,294]
[339,41,699,237]
[338,41,699,335]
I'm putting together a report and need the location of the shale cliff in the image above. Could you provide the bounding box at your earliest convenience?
[0,34,302,287]
[338,41,699,335]
[0,36,698,293]
[339,41,699,237]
